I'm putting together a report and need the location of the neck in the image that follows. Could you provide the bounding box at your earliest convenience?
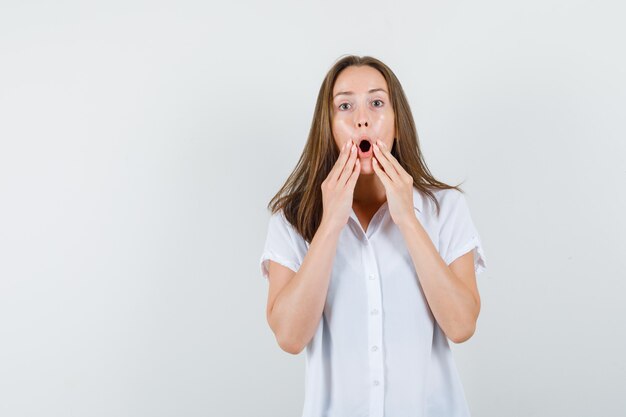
[353,172,386,206]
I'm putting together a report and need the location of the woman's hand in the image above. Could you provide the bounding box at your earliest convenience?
[372,139,416,228]
[320,141,360,232]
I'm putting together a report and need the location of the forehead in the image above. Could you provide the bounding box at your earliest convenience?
[333,66,388,95]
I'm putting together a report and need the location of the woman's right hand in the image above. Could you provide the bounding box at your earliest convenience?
[320,140,360,232]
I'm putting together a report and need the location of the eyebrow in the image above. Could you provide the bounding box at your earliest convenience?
[333,88,388,99]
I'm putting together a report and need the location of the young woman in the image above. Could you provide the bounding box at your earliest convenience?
[259,55,488,417]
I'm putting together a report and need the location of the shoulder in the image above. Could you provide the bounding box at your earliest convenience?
[434,187,464,210]
[413,186,464,217]
[266,209,307,244]
[266,209,293,233]
[268,208,287,223]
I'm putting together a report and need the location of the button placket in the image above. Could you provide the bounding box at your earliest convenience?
[363,239,385,417]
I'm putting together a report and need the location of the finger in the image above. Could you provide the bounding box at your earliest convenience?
[328,141,348,180]
[346,158,360,189]
[377,140,406,178]
[328,141,352,183]
[337,142,358,187]
[372,142,401,182]
[372,156,392,188]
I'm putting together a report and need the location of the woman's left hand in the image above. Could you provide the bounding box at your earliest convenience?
[372,139,416,228]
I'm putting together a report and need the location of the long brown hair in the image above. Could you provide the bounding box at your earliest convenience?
[266,54,464,243]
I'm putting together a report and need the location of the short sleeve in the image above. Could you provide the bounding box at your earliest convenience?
[259,210,304,281]
[438,190,488,276]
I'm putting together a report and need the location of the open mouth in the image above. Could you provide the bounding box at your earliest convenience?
[358,139,373,158]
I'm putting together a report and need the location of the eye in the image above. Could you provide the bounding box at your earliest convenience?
[372,99,384,107]
[338,103,350,111]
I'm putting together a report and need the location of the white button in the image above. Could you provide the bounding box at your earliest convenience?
[371,345,378,352]
[369,274,375,280]
[370,309,379,315]
[373,380,380,386]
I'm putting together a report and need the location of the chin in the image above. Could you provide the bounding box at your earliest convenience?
[359,159,375,174]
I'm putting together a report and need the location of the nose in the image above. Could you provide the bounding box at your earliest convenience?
[355,102,370,129]
[356,112,369,128]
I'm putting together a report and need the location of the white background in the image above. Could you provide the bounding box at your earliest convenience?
[1,1,625,416]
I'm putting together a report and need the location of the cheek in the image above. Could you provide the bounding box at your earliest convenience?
[373,112,394,136]
[332,118,353,139]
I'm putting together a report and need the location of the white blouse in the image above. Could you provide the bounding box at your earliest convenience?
[259,186,488,417]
